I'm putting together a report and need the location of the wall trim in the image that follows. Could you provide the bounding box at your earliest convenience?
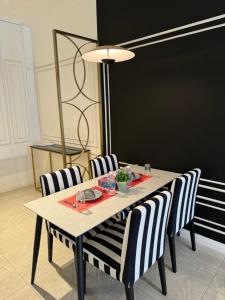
[117,13,225,48]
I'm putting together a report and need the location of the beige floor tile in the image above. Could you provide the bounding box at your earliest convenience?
[31,260,118,300]
[0,186,40,208]
[164,236,224,275]
[143,244,217,300]
[191,246,225,274]
[0,185,224,300]
[5,285,42,300]
[0,262,26,300]
[202,274,225,300]
[103,279,156,300]
[31,269,73,300]
[166,270,214,300]
[7,234,74,283]
[217,259,225,279]
[0,253,8,269]
[83,264,119,299]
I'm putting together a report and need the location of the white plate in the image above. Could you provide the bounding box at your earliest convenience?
[77,189,103,202]
[132,173,141,181]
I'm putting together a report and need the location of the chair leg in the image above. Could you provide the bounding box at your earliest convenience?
[190,219,196,251]
[83,260,86,294]
[168,235,177,273]
[125,285,134,300]
[158,256,167,295]
[47,232,53,263]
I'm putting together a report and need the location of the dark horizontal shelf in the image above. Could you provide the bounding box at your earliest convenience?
[31,143,89,156]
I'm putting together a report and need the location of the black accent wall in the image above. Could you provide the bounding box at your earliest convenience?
[97,2,225,244]
[97,2,225,45]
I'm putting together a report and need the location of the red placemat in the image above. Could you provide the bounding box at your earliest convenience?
[58,174,152,212]
[58,186,115,212]
[130,174,152,187]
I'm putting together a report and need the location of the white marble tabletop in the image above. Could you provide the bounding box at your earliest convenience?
[24,166,180,238]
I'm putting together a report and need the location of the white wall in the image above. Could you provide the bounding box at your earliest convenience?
[0,0,98,66]
[0,0,100,193]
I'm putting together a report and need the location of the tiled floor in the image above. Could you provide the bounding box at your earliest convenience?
[0,186,224,300]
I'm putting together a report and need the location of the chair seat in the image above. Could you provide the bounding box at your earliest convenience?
[116,188,167,221]
[83,191,172,296]
[116,200,145,220]
[83,220,126,281]
[48,217,118,252]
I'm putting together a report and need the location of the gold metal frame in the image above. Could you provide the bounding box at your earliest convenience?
[52,29,103,178]
[30,145,90,191]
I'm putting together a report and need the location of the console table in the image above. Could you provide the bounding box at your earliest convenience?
[30,144,90,191]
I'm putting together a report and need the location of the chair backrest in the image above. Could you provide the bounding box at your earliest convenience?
[90,154,119,178]
[40,166,82,196]
[120,191,172,286]
[167,168,201,236]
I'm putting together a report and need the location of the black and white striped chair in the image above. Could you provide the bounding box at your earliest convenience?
[40,165,83,196]
[167,168,201,273]
[83,191,172,299]
[40,166,116,262]
[91,154,144,220]
[90,154,119,178]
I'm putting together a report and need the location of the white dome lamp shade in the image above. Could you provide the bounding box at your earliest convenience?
[82,45,135,64]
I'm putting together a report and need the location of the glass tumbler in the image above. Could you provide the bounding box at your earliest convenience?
[125,166,133,187]
[144,163,151,175]
[76,191,86,209]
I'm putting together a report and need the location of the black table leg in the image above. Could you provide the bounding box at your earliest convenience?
[76,235,84,300]
[31,215,43,284]
[47,231,53,262]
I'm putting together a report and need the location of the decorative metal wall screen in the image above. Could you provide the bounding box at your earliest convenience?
[53,29,102,178]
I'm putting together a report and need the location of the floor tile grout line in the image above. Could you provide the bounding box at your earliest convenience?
[1,185,225,300]
[3,286,42,300]
[0,253,31,300]
[199,257,224,299]
[0,236,42,299]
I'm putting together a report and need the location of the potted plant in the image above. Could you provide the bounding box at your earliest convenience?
[115,169,130,192]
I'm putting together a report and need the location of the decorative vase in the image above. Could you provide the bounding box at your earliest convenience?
[117,181,129,193]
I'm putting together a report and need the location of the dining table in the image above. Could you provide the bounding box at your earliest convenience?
[24,165,180,300]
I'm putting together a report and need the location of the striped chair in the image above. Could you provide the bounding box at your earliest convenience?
[90,154,144,220]
[83,191,172,299]
[167,168,201,273]
[40,166,116,262]
[90,154,119,178]
[40,166,82,196]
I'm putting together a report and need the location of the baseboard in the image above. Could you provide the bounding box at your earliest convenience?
[181,229,225,254]
[0,170,33,193]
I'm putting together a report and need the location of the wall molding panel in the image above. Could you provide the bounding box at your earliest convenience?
[0,46,11,148]
[0,19,41,192]
[5,60,31,144]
